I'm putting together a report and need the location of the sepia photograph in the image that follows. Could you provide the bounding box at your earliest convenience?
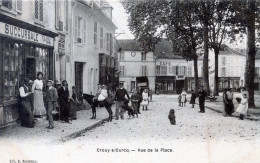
[0,0,260,162]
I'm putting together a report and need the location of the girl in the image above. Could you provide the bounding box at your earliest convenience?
[190,89,196,108]
[181,89,187,107]
[141,89,149,111]
[236,93,248,120]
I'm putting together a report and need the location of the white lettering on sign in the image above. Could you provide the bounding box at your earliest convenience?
[0,22,54,46]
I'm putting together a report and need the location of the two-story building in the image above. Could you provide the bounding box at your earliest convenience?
[155,40,203,94]
[209,45,246,92]
[0,0,58,128]
[117,39,156,92]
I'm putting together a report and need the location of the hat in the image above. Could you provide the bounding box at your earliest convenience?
[47,80,54,85]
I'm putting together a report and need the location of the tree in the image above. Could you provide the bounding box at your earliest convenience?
[229,0,260,108]
[122,0,203,94]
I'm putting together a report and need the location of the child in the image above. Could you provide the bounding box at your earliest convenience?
[181,89,187,107]
[178,94,181,107]
[235,93,248,120]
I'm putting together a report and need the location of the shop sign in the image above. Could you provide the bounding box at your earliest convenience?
[176,75,185,80]
[0,22,54,46]
[157,61,171,66]
[137,82,147,87]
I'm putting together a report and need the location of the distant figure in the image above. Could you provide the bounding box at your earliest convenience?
[178,94,181,107]
[198,85,207,113]
[130,89,140,117]
[168,109,176,125]
[45,80,58,129]
[190,89,196,108]
[226,88,234,116]
[236,93,248,120]
[148,89,153,102]
[180,89,187,107]
[19,78,34,128]
[32,72,46,117]
[91,84,102,119]
[136,87,142,114]
[241,87,249,116]
[141,89,149,111]
[223,89,229,116]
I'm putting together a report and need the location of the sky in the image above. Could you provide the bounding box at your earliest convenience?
[108,0,247,49]
[107,0,135,40]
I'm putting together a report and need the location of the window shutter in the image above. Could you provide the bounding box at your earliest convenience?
[35,0,39,19]
[183,66,186,75]
[74,16,77,41]
[39,0,43,21]
[16,0,23,13]
[83,19,86,43]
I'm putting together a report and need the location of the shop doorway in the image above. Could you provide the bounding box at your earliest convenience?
[176,80,185,94]
[75,62,83,97]
[26,58,36,80]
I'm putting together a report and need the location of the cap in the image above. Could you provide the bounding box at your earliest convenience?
[47,80,54,85]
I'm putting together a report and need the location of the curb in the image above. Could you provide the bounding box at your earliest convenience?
[56,117,110,143]
[205,105,260,121]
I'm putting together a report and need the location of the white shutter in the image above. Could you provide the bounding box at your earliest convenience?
[83,19,86,44]
[74,16,77,41]
[16,0,23,13]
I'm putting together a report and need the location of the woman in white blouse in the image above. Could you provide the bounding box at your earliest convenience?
[32,72,46,117]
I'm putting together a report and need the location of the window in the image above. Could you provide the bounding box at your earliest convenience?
[35,0,43,22]
[142,66,147,76]
[94,22,98,45]
[222,57,226,66]
[74,16,86,43]
[107,33,110,51]
[141,52,146,61]
[187,67,192,76]
[169,66,177,75]
[255,67,260,76]
[156,66,160,75]
[161,66,167,75]
[119,52,124,61]
[221,67,226,77]
[178,66,185,75]
[100,27,103,48]
[2,0,13,9]
[120,66,125,76]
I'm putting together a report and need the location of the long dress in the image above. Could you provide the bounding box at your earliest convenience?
[236,98,248,115]
[69,92,78,120]
[32,79,46,116]
[181,91,187,103]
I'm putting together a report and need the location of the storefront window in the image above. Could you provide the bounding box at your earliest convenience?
[3,42,21,101]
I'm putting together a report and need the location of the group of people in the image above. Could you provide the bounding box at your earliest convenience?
[19,72,80,129]
[92,82,151,121]
[178,85,207,113]
[223,87,249,120]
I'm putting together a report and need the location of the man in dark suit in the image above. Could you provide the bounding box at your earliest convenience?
[58,80,70,123]
[198,85,207,113]
[45,80,58,129]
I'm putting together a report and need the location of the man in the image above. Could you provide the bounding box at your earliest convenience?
[45,80,58,129]
[114,82,130,120]
[226,88,234,116]
[198,85,207,113]
[136,86,142,114]
[58,80,70,123]
[19,78,34,128]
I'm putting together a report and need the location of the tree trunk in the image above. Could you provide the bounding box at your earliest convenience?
[246,1,256,108]
[213,48,219,96]
[202,2,210,95]
[194,57,199,95]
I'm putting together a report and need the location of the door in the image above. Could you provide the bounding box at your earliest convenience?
[176,80,185,94]
[75,62,83,97]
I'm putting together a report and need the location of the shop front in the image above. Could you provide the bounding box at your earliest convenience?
[218,77,240,92]
[155,76,176,94]
[0,20,57,128]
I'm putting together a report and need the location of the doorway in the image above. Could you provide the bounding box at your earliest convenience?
[75,62,83,97]
[26,58,36,80]
[176,80,185,94]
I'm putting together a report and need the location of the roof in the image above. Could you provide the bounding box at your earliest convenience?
[117,39,143,51]
[219,45,245,56]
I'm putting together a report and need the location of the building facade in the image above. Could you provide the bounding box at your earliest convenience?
[117,40,156,92]
[0,0,58,128]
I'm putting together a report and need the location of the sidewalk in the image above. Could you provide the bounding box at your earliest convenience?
[0,106,115,144]
[203,94,260,121]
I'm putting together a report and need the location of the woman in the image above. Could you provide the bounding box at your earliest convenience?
[180,89,187,107]
[141,89,149,111]
[190,89,196,108]
[69,86,79,120]
[236,93,248,120]
[32,72,46,117]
